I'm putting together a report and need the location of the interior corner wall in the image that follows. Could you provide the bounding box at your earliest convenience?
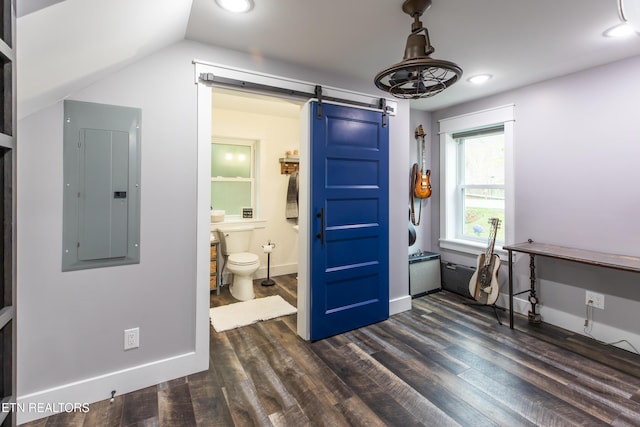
[408,109,433,255]
[429,55,640,348]
[16,39,412,422]
[389,101,412,315]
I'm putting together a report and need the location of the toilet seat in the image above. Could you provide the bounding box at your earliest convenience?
[228,252,259,266]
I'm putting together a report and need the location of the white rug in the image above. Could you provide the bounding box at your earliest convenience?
[210,295,297,332]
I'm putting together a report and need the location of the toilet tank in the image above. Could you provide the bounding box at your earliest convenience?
[217,224,254,255]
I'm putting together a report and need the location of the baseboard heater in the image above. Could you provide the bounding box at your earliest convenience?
[440,261,475,299]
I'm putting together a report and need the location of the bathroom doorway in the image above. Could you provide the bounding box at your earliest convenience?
[208,87,305,312]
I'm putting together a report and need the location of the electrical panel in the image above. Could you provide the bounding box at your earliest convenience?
[62,100,141,271]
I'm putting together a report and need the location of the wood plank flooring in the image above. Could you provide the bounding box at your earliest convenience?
[21,274,640,426]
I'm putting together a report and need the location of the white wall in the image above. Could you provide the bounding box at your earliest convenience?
[16,39,411,422]
[430,55,640,349]
[408,109,433,255]
[211,104,300,278]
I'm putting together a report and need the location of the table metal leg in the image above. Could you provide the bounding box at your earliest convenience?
[508,250,514,328]
[527,254,541,323]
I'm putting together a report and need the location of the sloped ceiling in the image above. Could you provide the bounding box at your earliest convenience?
[17,0,193,118]
[17,0,640,119]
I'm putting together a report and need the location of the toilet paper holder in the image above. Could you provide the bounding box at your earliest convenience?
[262,241,276,253]
[262,240,276,286]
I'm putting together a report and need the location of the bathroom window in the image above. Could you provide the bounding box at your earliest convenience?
[211,137,256,217]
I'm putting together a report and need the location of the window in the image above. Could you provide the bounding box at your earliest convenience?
[455,127,505,243]
[439,105,514,255]
[211,137,256,217]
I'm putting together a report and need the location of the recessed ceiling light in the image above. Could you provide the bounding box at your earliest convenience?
[604,22,636,37]
[215,0,254,13]
[468,74,492,85]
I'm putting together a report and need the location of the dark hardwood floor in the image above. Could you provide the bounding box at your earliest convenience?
[21,274,640,426]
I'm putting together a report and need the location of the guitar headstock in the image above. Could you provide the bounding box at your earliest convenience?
[415,124,425,139]
[489,217,501,229]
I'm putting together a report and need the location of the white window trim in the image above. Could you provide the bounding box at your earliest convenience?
[211,136,257,219]
[439,104,515,256]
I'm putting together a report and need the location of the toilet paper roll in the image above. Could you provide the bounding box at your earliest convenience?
[262,244,274,253]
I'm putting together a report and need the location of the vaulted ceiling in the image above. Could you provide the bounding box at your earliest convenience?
[17,0,640,119]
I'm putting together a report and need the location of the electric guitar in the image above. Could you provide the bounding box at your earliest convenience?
[413,125,432,199]
[469,218,501,305]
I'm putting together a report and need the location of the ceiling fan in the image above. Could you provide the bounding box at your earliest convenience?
[374,0,462,99]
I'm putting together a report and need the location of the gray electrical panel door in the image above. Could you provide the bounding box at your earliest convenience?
[78,128,129,261]
[62,100,141,271]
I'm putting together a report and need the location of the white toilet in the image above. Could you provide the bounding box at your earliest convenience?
[217,224,260,301]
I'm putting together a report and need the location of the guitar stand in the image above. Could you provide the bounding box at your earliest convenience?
[464,302,506,325]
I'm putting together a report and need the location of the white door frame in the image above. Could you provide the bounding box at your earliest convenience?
[193,60,397,344]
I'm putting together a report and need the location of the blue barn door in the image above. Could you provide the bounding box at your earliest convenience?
[310,101,389,341]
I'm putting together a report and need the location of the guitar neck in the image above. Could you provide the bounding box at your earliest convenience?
[483,219,500,264]
[415,125,428,174]
[420,135,426,171]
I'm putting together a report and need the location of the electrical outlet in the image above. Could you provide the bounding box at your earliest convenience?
[585,291,605,310]
[124,327,139,350]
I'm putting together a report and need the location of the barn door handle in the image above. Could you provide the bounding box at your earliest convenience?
[316,208,324,245]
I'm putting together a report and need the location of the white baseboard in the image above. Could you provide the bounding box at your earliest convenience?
[496,293,529,316]
[496,294,640,353]
[538,305,640,353]
[17,351,203,424]
[220,263,298,286]
[255,262,297,280]
[390,295,412,316]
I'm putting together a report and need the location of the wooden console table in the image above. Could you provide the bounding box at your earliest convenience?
[504,240,640,329]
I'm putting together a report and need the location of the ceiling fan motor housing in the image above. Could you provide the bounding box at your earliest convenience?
[374,0,463,99]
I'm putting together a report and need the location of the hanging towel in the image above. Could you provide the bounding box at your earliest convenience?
[286,171,299,219]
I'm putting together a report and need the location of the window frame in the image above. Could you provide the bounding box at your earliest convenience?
[211,136,257,218]
[439,104,515,256]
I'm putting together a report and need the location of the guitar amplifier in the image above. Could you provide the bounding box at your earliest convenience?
[440,261,475,299]
[409,252,441,297]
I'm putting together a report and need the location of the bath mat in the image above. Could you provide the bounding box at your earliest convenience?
[210,295,297,332]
